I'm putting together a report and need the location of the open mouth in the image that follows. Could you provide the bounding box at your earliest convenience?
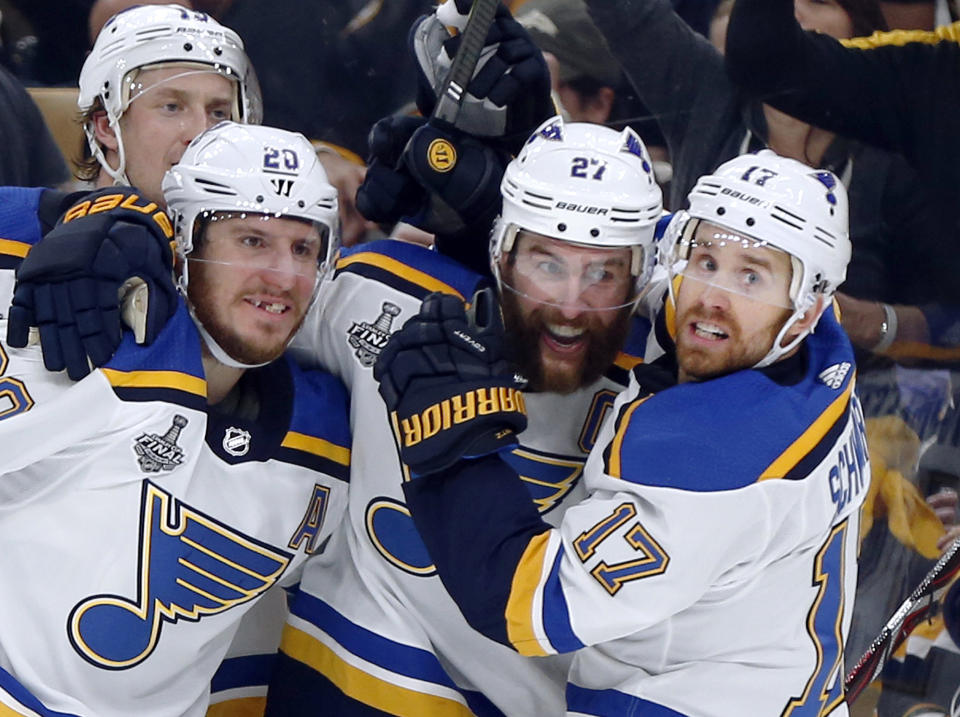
[542,322,586,352]
[692,321,728,341]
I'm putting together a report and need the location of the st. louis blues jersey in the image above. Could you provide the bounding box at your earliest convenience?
[0,303,350,717]
[405,307,869,716]
[268,239,649,716]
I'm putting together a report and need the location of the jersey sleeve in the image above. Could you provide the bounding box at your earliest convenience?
[403,452,774,657]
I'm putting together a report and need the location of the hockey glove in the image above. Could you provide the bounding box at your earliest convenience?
[356,114,430,227]
[411,0,553,154]
[403,120,510,236]
[374,288,527,477]
[6,187,178,380]
[357,115,509,240]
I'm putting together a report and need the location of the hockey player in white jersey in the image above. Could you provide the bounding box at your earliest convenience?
[0,121,349,717]
[378,150,869,716]
[0,3,260,372]
[262,117,662,715]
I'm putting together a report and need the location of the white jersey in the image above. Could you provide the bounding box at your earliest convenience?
[268,239,648,716]
[405,307,869,716]
[0,304,350,717]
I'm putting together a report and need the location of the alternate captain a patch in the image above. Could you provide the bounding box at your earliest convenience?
[346,301,402,367]
[133,415,188,473]
[67,481,291,670]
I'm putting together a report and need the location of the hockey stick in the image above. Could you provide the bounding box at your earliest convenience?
[845,535,960,703]
[432,0,499,128]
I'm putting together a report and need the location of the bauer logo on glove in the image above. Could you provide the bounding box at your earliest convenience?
[374,288,527,477]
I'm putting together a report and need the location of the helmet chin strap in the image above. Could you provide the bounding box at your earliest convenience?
[87,115,131,186]
[188,304,271,369]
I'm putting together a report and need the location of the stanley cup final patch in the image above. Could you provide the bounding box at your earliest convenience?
[347,301,402,367]
[133,415,188,473]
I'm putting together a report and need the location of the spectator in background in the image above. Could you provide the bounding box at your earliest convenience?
[724,0,960,308]
[0,64,69,187]
[584,0,959,357]
[515,0,671,195]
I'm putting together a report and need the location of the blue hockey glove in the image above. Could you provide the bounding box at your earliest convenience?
[356,114,430,227]
[374,288,527,476]
[357,115,509,239]
[6,187,178,380]
[402,120,510,235]
[411,0,553,154]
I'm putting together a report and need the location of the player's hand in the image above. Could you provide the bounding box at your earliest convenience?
[402,120,510,235]
[411,0,553,154]
[373,287,527,476]
[357,115,509,237]
[6,187,178,380]
[356,114,430,228]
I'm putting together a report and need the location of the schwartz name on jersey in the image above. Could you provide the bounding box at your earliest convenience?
[406,306,869,717]
[266,239,648,716]
[0,303,350,717]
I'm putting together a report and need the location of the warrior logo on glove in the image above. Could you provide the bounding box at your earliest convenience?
[374,288,528,477]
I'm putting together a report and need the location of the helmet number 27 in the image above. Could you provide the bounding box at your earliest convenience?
[570,157,607,181]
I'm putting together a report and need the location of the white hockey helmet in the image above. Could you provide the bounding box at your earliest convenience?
[162,122,339,367]
[662,149,851,367]
[491,116,663,310]
[79,4,261,183]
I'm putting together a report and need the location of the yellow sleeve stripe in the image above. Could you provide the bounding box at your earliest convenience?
[280,626,475,717]
[606,397,650,479]
[206,697,266,717]
[335,253,466,299]
[281,432,351,465]
[842,22,960,49]
[505,531,553,657]
[0,238,30,259]
[101,368,207,397]
[759,380,853,481]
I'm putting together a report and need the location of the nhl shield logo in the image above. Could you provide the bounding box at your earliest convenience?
[347,301,402,367]
[223,427,252,457]
[133,415,188,473]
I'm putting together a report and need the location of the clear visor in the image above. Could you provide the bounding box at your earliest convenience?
[499,230,641,311]
[188,211,331,284]
[675,227,794,309]
[123,63,241,119]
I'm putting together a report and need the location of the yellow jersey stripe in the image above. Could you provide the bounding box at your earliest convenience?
[206,697,266,717]
[280,626,474,717]
[759,381,853,481]
[335,253,465,299]
[842,22,960,50]
[607,398,649,479]
[281,432,351,465]
[505,531,552,657]
[0,239,30,259]
[613,352,643,371]
[101,368,207,397]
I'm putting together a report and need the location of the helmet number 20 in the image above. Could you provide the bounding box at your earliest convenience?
[263,147,300,172]
[570,157,607,181]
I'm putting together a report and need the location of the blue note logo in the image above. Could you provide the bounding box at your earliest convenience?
[67,481,291,669]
